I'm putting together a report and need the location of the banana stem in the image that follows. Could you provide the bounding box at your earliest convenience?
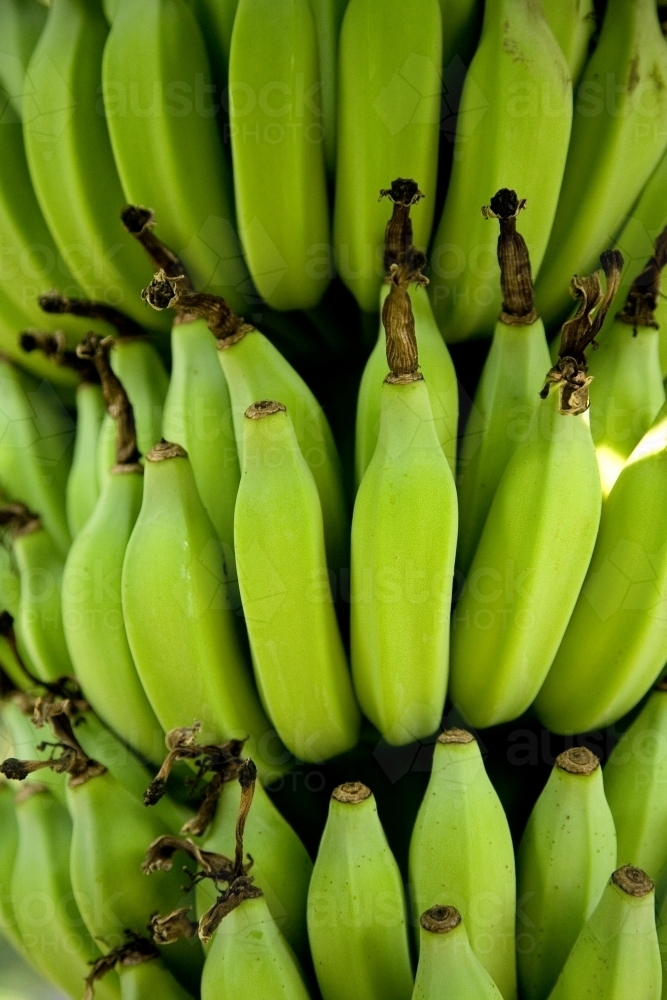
[380,177,424,273]
[121,205,193,289]
[19,330,99,384]
[84,932,160,1000]
[38,290,144,339]
[382,247,427,380]
[617,224,667,332]
[76,334,141,467]
[142,269,251,346]
[482,188,538,325]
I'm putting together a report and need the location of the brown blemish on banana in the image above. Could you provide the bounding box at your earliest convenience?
[245,400,286,420]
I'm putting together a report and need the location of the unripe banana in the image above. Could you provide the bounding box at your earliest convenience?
[0,356,72,556]
[121,440,284,781]
[306,782,413,1000]
[308,0,348,177]
[116,960,193,1000]
[548,866,660,1000]
[456,189,551,576]
[541,0,595,82]
[516,747,617,1000]
[535,0,667,330]
[535,396,667,734]
[414,905,503,1000]
[234,401,359,762]
[0,0,47,119]
[102,0,246,310]
[450,253,622,728]
[604,683,667,879]
[351,246,457,745]
[229,0,331,310]
[0,619,33,694]
[197,776,313,959]
[355,180,458,484]
[22,0,165,330]
[429,0,571,342]
[0,779,25,958]
[2,699,69,807]
[335,0,442,312]
[409,730,517,1000]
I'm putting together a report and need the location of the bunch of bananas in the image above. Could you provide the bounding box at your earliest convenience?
[2,0,667,997]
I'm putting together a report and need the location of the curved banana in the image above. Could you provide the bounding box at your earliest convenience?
[351,247,457,745]
[456,189,551,576]
[22,0,165,331]
[355,180,458,484]
[309,0,348,177]
[0,780,26,958]
[62,334,164,766]
[604,683,667,879]
[535,0,667,330]
[409,729,517,1000]
[548,866,660,1000]
[102,0,246,310]
[450,254,622,728]
[121,440,284,782]
[541,0,595,83]
[516,747,617,1000]
[307,782,413,1000]
[413,906,503,1000]
[429,0,571,342]
[229,0,331,310]
[335,0,442,312]
[535,396,667,734]
[0,0,47,119]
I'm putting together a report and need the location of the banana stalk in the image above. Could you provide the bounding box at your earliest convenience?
[413,906,503,1000]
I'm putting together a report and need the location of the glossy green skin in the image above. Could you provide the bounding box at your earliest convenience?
[541,0,595,81]
[0,0,47,118]
[355,284,458,485]
[516,763,616,1000]
[121,452,283,781]
[536,0,667,330]
[409,738,517,1000]
[67,382,105,537]
[604,691,667,879]
[0,357,73,556]
[0,783,25,957]
[190,0,239,86]
[202,895,311,1000]
[450,392,601,728]
[67,770,203,993]
[550,880,660,1000]
[218,329,348,572]
[103,0,246,310]
[162,318,240,581]
[0,544,20,619]
[306,0,348,176]
[351,379,457,745]
[235,410,359,762]
[97,339,170,486]
[22,0,165,330]
[197,778,312,959]
[13,526,73,683]
[430,0,571,342]
[12,785,121,1000]
[118,960,193,1000]
[334,0,441,312]
[588,322,665,497]
[62,469,164,765]
[413,920,503,1000]
[230,0,330,310]
[456,318,551,576]
[535,402,667,734]
[307,792,413,1000]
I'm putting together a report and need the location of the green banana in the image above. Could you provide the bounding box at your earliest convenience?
[355,180,458,484]
[0,505,72,684]
[535,394,667,734]
[307,781,413,1000]
[229,0,330,310]
[351,246,457,745]
[449,254,622,729]
[121,439,284,781]
[413,906,503,1000]
[541,0,595,82]
[61,334,164,766]
[456,189,551,577]
[409,729,517,1000]
[604,683,667,879]
[197,776,313,960]
[0,0,47,119]
[0,779,25,958]
[22,0,165,330]
[0,356,73,556]
[116,960,193,1000]
[516,747,617,1000]
[548,867,660,1000]
[588,226,667,497]
[143,270,349,573]
[0,614,33,694]
[102,0,246,310]
[2,698,70,807]
[429,0,571,342]
[535,0,667,331]
[234,400,359,762]
[308,0,348,178]
[334,0,442,312]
